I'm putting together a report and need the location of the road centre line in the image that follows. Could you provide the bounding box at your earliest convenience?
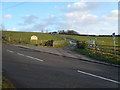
[7,50,14,53]
[77,70,120,84]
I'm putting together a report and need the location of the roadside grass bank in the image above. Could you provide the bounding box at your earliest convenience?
[75,48,120,65]
[2,76,15,89]
[2,31,69,47]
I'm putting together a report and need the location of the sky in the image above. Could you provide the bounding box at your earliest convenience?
[1,1,119,35]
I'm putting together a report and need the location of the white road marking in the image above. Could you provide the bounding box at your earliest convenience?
[77,70,120,84]
[25,55,34,58]
[7,49,44,62]
[17,53,44,62]
[17,53,25,56]
[7,50,14,53]
[25,55,44,62]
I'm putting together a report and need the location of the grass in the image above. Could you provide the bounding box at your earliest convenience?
[60,34,120,65]
[75,48,120,65]
[60,34,119,46]
[2,31,69,47]
[53,40,69,48]
[60,34,120,52]
[2,76,15,89]
[60,34,120,51]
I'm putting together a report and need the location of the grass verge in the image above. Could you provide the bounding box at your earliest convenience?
[75,48,120,65]
[2,76,15,89]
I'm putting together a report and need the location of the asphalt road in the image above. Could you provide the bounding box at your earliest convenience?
[2,43,120,88]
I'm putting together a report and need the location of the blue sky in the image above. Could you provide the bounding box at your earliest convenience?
[2,1,118,35]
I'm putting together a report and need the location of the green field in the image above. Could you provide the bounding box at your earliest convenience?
[60,34,119,46]
[2,31,69,47]
[60,34,120,64]
[60,34,120,52]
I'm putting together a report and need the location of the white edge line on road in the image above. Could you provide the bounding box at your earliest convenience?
[17,52,44,62]
[77,70,120,84]
[7,49,44,62]
[17,53,25,56]
[25,55,44,62]
[7,50,14,53]
[10,44,119,67]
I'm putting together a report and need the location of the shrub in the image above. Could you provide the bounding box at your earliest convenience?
[76,41,88,49]
[45,40,53,46]
[35,44,38,46]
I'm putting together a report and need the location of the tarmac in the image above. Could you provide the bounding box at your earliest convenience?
[11,43,120,67]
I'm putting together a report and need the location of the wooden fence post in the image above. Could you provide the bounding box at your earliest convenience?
[8,37,10,42]
[114,40,116,55]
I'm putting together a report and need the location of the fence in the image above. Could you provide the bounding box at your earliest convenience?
[88,44,120,56]
[30,40,48,45]
[53,40,67,47]
[31,40,68,47]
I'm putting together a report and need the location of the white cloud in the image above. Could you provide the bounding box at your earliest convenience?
[98,26,118,35]
[4,14,12,18]
[104,10,118,21]
[7,28,17,31]
[31,2,106,34]
[23,26,30,30]
[21,2,118,35]
[32,22,48,31]
[67,2,86,8]
[73,24,118,35]
[43,15,58,25]
[17,23,27,26]
[64,12,99,26]
[31,15,60,31]
[56,2,118,35]
[18,14,39,25]
[53,2,101,31]
[60,1,99,13]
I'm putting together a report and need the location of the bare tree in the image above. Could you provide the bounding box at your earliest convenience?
[0,24,6,31]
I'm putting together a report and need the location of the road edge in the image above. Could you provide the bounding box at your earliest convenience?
[5,43,120,68]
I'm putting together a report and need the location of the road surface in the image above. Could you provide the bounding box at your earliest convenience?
[2,43,120,88]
